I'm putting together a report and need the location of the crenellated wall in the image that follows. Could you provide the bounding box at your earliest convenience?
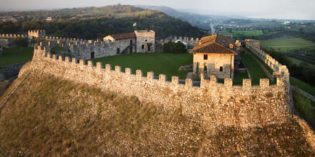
[245,39,290,81]
[158,36,200,48]
[0,33,27,39]
[27,30,46,39]
[18,44,292,128]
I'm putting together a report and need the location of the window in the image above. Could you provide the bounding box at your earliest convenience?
[142,45,145,49]
[220,66,223,72]
[116,48,120,54]
[204,65,207,72]
[204,54,208,60]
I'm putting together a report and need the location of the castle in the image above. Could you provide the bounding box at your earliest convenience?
[5,29,315,150]
[0,29,155,59]
[11,35,291,128]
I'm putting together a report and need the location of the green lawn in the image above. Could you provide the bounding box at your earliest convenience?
[293,90,315,128]
[0,47,34,66]
[94,53,192,79]
[51,47,68,53]
[231,30,264,38]
[241,50,270,85]
[291,77,315,96]
[261,37,315,53]
[233,71,249,85]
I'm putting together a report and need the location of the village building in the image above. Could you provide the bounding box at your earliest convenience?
[193,35,236,79]
[103,30,155,54]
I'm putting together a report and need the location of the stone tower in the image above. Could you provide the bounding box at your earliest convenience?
[134,30,155,53]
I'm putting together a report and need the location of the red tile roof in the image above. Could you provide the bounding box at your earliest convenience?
[110,32,136,40]
[193,35,235,54]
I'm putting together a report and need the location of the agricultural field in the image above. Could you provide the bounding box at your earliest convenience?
[231,30,264,38]
[261,37,315,53]
[94,53,192,79]
[0,47,34,66]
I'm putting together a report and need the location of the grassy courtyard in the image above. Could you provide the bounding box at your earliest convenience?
[240,50,270,85]
[261,37,315,53]
[94,53,192,79]
[0,47,34,66]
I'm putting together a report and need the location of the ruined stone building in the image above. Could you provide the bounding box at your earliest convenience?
[193,35,236,79]
[103,30,155,54]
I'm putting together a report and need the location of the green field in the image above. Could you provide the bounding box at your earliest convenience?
[94,53,192,79]
[0,47,34,66]
[293,90,315,128]
[231,30,264,38]
[291,77,315,96]
[261,37,315,53]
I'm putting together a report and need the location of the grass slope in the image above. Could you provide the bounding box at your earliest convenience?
[94,53,192,79]
[0,47,33,66]
[262,37,315,53]
[0,71,314,156]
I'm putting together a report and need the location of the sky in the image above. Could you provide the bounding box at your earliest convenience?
[0,0,314,20]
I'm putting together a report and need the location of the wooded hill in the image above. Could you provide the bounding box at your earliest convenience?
[0,5,206,39]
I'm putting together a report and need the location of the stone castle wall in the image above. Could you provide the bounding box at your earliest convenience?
[245,39,290,81]
[18,44,292,128]
[0,34,28,39]
[158,36,200,48]
[245,39,292,111]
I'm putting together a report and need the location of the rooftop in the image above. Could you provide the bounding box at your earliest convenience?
[109,32,136,40]
[193,35,235,54]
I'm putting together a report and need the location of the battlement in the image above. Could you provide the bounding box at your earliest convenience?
[0,33,27,39]
[19,45,291,127]
[28,29,46,39]
[32,44,287,90]
[245,39,290,82]
[158,36,200,47]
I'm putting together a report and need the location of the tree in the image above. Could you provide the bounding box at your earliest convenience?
[163,42,187,53]
[14,38,29,47]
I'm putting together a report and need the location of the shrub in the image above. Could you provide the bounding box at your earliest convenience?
[163,42,187,53]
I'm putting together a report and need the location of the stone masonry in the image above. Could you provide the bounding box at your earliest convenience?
[18,44,292,128]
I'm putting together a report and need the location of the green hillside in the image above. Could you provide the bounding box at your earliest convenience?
[0,5,205,39]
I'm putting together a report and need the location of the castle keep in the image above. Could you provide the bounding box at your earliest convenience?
[103,30,155,54]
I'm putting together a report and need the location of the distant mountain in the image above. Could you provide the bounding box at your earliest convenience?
[137,5,232,32]
[0,5,206,39]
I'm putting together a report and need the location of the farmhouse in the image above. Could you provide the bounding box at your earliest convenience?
[193,35,236,79]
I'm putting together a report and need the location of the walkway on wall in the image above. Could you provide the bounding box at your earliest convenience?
[246,48,275,82]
